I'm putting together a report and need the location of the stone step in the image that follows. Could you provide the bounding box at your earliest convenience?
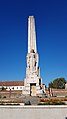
[22,96,40,105]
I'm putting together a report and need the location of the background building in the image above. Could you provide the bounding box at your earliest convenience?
[0,81,24,91]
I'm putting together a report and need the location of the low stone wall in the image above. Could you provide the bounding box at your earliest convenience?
[0,106,67,119]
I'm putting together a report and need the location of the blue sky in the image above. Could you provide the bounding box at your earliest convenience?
[0,0,67,86]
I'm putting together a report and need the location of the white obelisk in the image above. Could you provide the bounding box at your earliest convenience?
[28,16,37,53]
[23,16,43,96]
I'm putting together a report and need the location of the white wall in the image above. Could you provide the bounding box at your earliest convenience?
[0,86,24,90]
[6,86,24,90]
[65,83,67,89]
[0,106,67,119]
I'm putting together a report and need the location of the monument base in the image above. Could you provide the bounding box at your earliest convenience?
[23,78,43,96]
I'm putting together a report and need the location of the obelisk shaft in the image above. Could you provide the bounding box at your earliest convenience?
[28,16,37,53]
[23,16,43,96]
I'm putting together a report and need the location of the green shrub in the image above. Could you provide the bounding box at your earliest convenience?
[3,96,6,98]
[0,103,4,105]
[38,101,66,105]
[6,103,20,105]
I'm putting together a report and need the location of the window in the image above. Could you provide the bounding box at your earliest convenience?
[12,87,14,90]
[20,87,22,89]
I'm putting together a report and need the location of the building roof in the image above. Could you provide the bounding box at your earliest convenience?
[0,81,24,86]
